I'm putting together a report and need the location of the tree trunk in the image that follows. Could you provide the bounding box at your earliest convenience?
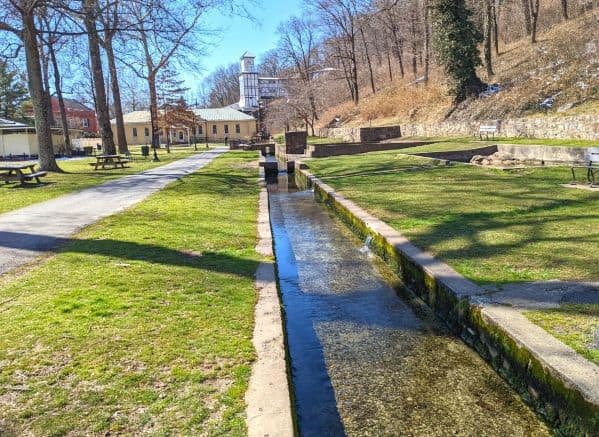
[84,0,116,155]
[148,72,160,160]
[359,27,376,94]
[530,0,540,44]
[104,36,128,153]
[492,0,500,56]
[350,36,359,104]
[22,11,60,171]
[410,12,418,79]
[423,0,431,83]
[521,0,532,35]
[561,0,569,20]
[39,42,54,128]
[484,0,494,77]
[48,38,71,153]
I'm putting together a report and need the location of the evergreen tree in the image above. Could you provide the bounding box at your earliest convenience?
[431,0,485,105]
[0,61,29,121]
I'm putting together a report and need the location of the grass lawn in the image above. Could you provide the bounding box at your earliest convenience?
[0,151,260,435]
[306,152,598,363]
[525,304,599,366]
[0,145,216,215]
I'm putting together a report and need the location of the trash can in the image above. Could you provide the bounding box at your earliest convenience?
[141,145,150,157]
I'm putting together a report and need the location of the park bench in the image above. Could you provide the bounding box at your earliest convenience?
[0,164,47,185]
[90,155,130,170]
[479,124,498,140]
[570,148,598,187]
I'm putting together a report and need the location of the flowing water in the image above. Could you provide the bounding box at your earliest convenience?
[267,173,549,437]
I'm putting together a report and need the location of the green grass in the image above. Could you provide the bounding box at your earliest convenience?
[0,151,260,435]
[307,152,598,283]
[0,146,216,215]
[525,304,599,366]
[307,151,599,363]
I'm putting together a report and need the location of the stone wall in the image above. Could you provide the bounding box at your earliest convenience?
[306,141,431,158]
[285,131,308,154]
[360,126,402,142]
[318,115,599,141]
[496,144,595,162]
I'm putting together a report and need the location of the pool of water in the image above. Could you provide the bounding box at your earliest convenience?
[267,173,549,436]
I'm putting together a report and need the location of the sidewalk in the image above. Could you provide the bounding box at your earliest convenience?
[0,149,226,276]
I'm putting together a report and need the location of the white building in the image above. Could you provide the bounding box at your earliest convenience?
[238,51,287,112]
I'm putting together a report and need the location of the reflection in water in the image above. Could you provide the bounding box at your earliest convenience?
[268,173,549,437]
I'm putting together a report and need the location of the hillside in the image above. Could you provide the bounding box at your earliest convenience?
[318,10,599,129]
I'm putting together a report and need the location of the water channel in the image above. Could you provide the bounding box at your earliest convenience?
[266,172,549,436]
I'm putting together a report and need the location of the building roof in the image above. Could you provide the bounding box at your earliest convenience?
[114,107,255,125]
[50,96,94,112]
[193,107,255,122]
[240,50,255,59]
[0,118,31,131]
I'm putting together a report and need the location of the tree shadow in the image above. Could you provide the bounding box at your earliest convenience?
[0,231,259,279]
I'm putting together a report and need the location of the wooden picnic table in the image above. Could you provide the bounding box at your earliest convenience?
[91,154,130,170]
[0,163,47,185]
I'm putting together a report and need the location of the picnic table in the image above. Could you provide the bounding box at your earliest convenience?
[91,154,130,170]
[0,163,47,185]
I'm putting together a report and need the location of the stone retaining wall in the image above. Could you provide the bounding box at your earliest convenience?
[294,166,599,435]
[318,115,599,141]
[496,144,596,162]
[306,141,432,158]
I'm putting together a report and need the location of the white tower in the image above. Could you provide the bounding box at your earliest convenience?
[239,51,259,110]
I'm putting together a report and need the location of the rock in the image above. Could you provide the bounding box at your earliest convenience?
[557,103,574,113]
[482,159,491,166]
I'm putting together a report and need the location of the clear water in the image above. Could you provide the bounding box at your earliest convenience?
[267,174,549,437]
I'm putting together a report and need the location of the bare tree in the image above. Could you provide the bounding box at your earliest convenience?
[307,0,367,104]
[98,0,128,153]
[0,0,60,171]
[82,0,116,154]
[40,12,71,152]
[121,0,207,160]
[277,15,322,134]
[484,0,494,77]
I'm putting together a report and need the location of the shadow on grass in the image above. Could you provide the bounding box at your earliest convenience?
[1,182,56,189]
[0,231,259,279]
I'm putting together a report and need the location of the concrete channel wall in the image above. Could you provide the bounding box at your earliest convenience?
[294,166,599,435]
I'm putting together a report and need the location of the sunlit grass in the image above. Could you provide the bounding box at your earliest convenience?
[307,152,598,284]
[0,146,219,215]
[525,304,599,366]
[0,151,260,435]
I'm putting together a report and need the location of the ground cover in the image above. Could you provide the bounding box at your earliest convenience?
[525,304,599,366]
[306,152,598,363]
[0,151,260,435]
[0,145,214,215]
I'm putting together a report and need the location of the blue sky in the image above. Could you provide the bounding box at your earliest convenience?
[186,0,304,91]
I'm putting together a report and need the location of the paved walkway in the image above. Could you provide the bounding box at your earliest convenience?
[0,149,226,276]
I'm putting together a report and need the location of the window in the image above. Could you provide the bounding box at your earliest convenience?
[224,124,229,134]
[198,125,203,135]
[212,125,217,135]
[144,127,150,137]
[82,118,90,128]
[235,124,241,134]
[179,131,184,141]
[132,127,138,137]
